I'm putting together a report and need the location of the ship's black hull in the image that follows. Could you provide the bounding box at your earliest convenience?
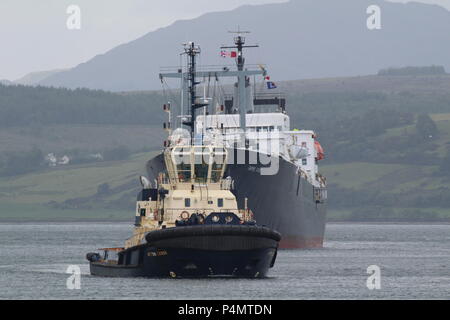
[146,149,327,249]
[89,225,280,278]
[90,248,276,278]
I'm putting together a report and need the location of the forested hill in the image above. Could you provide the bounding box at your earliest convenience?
[2,72,450,221]
[0,84,165,127]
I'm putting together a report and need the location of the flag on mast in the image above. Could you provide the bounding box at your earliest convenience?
[220,50,237,58]
[267,81,277,89]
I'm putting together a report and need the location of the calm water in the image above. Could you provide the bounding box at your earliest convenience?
[0,223,448,300]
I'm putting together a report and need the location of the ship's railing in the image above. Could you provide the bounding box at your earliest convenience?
[157,174,171,185]
[297,168,313,184]
[313,187,327,203]
[223,92,286,100]
[316,173,327,188]
[163,208,239,221]
[125,233,146,249]
[220,178,234,190]
[252,92,286,101]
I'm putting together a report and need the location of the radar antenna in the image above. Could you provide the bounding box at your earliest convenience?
[220,29,259,131]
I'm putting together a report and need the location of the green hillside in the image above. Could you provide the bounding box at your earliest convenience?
[321,113,450,222]
[2,73,450,221]
[0,152,156,221]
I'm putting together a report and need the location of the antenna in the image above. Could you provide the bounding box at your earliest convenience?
[221,29,258,71]
[228,25,251,35]
[220,30,259,132]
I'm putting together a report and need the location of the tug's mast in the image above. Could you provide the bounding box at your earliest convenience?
[182,42,207,137]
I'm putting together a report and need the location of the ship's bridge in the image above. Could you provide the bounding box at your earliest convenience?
[164,145,227,184]
[195,113,290,134]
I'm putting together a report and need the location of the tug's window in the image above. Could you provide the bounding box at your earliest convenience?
[218,198,224,207]
[211,161,224,171]
[211,151,225,183]
[302,158,307,165]
[140,208,146,217]
[211,161,224,182]
[194,151,209,183]
[185,198,191,207]
[177,163,191,182]
[210,171,222,183]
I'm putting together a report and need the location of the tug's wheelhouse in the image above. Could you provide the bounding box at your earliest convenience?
[165,145,227,184]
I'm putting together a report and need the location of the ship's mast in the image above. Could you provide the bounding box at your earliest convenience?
[221,30,258,130]
[182,42,207,138]
[159,33,264,137]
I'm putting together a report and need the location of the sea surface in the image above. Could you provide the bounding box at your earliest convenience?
[0,222,448,300]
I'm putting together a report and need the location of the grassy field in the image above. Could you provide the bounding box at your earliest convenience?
[321,162,409,189]
[0,152,158,221]
[319,111,450,222]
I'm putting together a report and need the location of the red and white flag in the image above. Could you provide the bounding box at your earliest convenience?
[220,50,237,58]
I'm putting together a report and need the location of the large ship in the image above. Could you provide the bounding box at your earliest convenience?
[147,33,327,249]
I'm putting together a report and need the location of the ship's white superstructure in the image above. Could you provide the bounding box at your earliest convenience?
[195,112,324,187]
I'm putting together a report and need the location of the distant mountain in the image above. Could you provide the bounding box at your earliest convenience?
[15,69,68,86]
[39,0,450,91]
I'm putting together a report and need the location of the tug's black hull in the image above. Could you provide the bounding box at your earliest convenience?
[89,225,280,278]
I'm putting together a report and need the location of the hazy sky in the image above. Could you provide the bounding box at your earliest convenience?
[0,0,449,80]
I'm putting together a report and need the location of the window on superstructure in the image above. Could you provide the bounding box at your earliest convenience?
[185,198,191,207]
[176,163,191,182]
[211,149,225,183]
[194,149,209,183]
[218,198,224,207]
[302,158,307,165]
[175,148,191,182]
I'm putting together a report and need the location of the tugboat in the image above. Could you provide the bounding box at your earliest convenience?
[86,42,280,277]
[86,132,280,278]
